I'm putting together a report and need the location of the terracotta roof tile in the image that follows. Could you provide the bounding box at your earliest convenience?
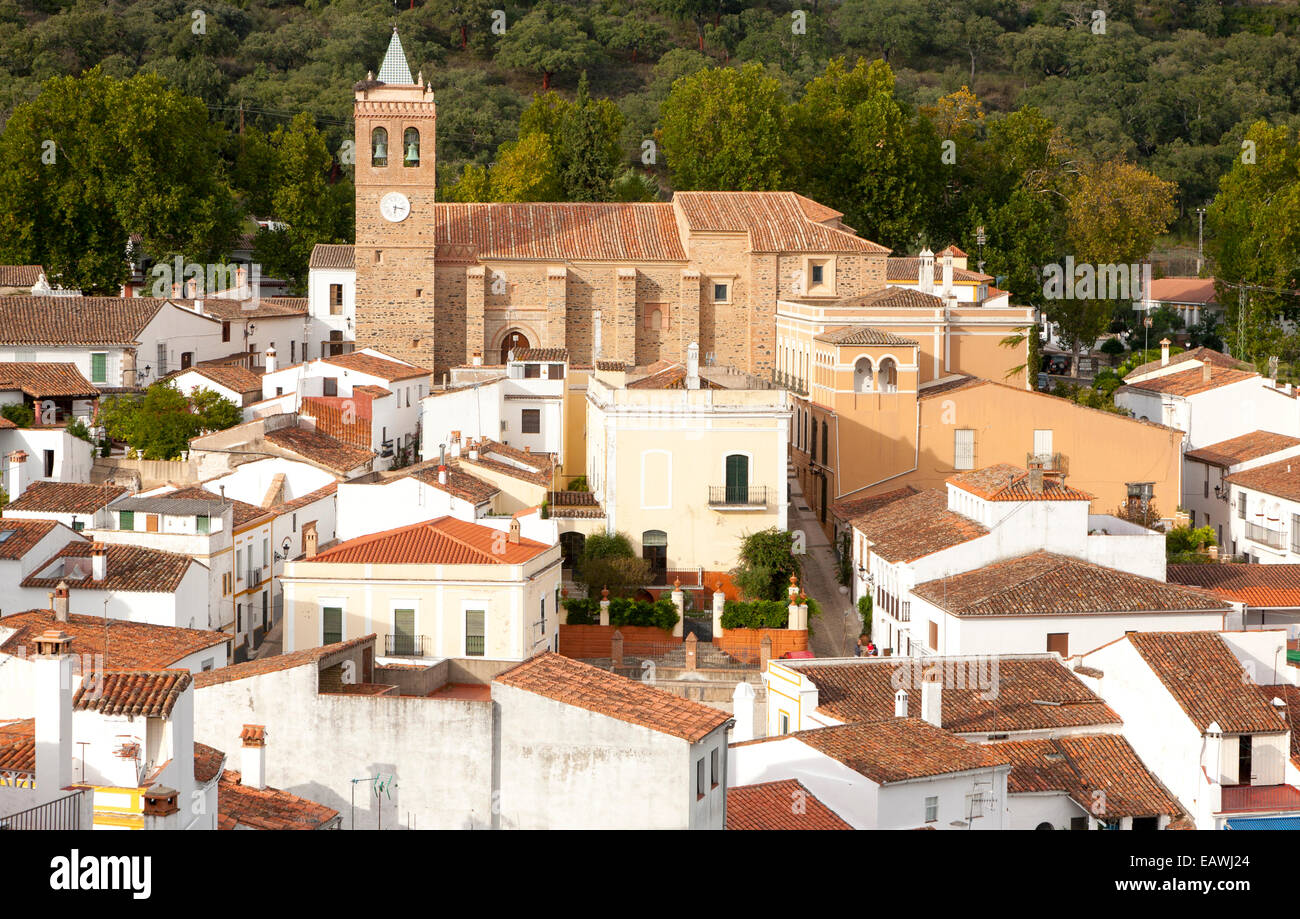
[1126,632,1288,734]
[494,652,732,742]
[1125,346,1248,380]
[436,202,687,261]
[320,351,431,381]
[460,439,555,485]
[217,768,341,830]
[0,518,62,560]
[308,244,355,270]
[74,669,191,718]
[1167,563,1300,608]
[674,192,888,253]
[1123,365,1256,397]
[158,486,270,528]
[23,541,196,594]
[792,194,844,224]
[1184,431,1300,468]
[948,464,1094,502]
[311,516,549,565]
[1000,734,1183,818]
[192,298,308,320]
[814,325,919,346]
[0,297,180,345]
[917,374,986,400]
[787,718,1009,784]
[0,266,44,287]
[852,489,987,563]
[831,484,918,525]
[408,461,500,504]
[726,779,852,830]
[514,348,568,362]
[264,426,373,474]
[789,655,1120,733]
[169,363,263,394]
[797,287,944,310]
[0,610,228,669]
[913,551,1230,617]
[193,742,225,784]
[886,257,990,282]
[193,635,375,688]
[0,719,34,774]
[1225,457,1300,504]
[5,482,128,514]
[1146,277,1218,306]
[625,363,724,390]
[0,362,99,398]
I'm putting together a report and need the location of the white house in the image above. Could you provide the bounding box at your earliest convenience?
[1,481,127,532]
[165,362,264,408]
[1183,431,1300,546]
[1077,629,1300,829]
[2,427,96,491]
[444,349,568,459]
[0,518,85,612]
[306,244,356,359]
[0,361,100,424]
[183,297,310,372]
[334,460,496,542]
[1225,457,1300,563]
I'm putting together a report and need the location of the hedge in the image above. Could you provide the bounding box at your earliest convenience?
[561,597,679,631]
[720,599,789,629]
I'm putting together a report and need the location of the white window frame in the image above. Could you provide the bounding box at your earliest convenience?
[319,598,346,646]
[954,429,975,471]
[463,602,488,657]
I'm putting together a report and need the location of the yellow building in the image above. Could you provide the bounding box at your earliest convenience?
[281,515,561,660]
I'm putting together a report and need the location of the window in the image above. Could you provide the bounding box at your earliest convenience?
[393,608,416,656]
[877,358,897,393]
[779,712,790,735]
[43,450,54,478]
[925,796,939,823]
[521,409,541,434]
[196,515,209,535]
[853,357,873,393]
[696,758,706,800]
[236,549,243,581]
[1033,429,1053,457]
[1204,478,1210,499]
[725,454,749,503]
[642,530,667,584]
[523,363,541,379]
[954,429,975,470]
[262,538,269,568]
[292,514,297,532]
[811,419,818,462]
[71,520,84,533]
[811,264,823,285]
[1292,515,1300,554]
[928,620,938,651]
[221,322,231,343]
[465,609,486,656]
[1128,482,1154,502]
[713,282,729,302]
[710,748,719,788]
[236,604,242,633]
[371,127,388,167]
[822,422,829,460]
[323,378,338,397]
[403,127,420,167]
[89,352,107,385]
[291,341,296,364]
[549,363,565,380]
[201,659,213,672]
[119,510,134,531]
[1047,633,1069,657]
[1239,493,1248,520]
[323,606,342,645]
[222,572,232,596]
[329,284,343,315]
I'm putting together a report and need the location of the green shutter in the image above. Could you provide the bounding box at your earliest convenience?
[323,607,343,645]
[465,610,485,656]
[725,454,749,503]
[119,510,134,531]
[90,353,107,384]
[196,515,209,534]
[393,609,416,655]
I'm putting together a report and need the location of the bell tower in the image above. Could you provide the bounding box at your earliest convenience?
[353,28,439,367]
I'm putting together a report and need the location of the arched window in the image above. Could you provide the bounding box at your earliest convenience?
[648,308,663,330]
[371,127,389,167]
[854,357,874,393]
[403,127,420,167]
[642,530,667,585]
[878,358,898,393]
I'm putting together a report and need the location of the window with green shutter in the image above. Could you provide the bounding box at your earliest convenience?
[323,607,343,645]
[90,353,107,385]
[465,610,485,656]
[196,515,209,534]
[119,510,134,531]
[392,609,416,655]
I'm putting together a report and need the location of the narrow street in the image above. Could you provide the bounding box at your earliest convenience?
[788,470,859,658]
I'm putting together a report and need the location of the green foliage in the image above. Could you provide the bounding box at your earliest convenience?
[1048,381,1130,415]
[566,475,589,492]
[64,418,93,443]
[857,595,872,637]
[0,402,34,428]
[720,598,789,630]
[836,532,852,587]
[189,388,243,433]
[495,3,601,89]
[577,531,652,598]
[1118,346,1186,378]
[100,381,237,460]
[1167,525,1218,563]
[1100,337,1126,358]
[731,527,802,602]
[560,596,678,630]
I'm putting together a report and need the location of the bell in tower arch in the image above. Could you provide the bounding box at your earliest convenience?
[404,127,420,167]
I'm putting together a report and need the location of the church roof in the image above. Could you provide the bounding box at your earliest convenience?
[377,28,415,85]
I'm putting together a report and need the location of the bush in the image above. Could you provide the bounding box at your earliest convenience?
[0,402,34,428]
[577,531,651,597]
[731,528,801,601]
[65,418,93,443]
[720,598,789,629]
[561,597,599,624]
[560,596,678,631]
[567,475,588,491]
[1166,525,1216,563]
[857,595,872,637]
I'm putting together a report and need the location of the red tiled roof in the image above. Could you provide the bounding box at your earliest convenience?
[0,362,99,398]
[0,518,63,560]
[625,363,724,390]
[0,266,44,287]
[408,462,500,504]
[1123,365,1256,397]
[264,426,373,474]
[193,635,375,688]
[726,779,852,830]
[436,202,688,261]
[308,244,355,270]
[311,516,549,566]
[674,192,889,253]
[0,297,184,345]
[801,287,945,310]
[0,719,34,774]
[787,718,1009,784]
[936,244,968,258]
[494,652,732,743]
[793,194,844,224]
[1225,457,1300,504]
[852,489,988,563]
[814,325,919,346]
[1125,346,1250,380]
[1145,277,1218,306]
[74,669,192,718]
[1000,734,1182,819]
[0,610,228,669]
[158,486,270,528]
[885,257,990,283]
[947,464,1094,502]
[917,374,986,400]
[191,298,308,320]
[912,551,1230,617]
[23,541,196,594]
[1127,632,1288,734]
[171,363,263,394]
[1262,684,1300,766]
[5,482,127,514]
[1167,564,1300,608]
[320,351,431,381]
[217,768,340,829]
[460,439,555,486]
[831,485,918,525]
[514,348,568,362]
[193,742,225,784]
[1184,431,1300,468]
[789,655,1120,734]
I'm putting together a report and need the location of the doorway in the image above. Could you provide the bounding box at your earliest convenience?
[500,330,529,364]
[642,530,667,585]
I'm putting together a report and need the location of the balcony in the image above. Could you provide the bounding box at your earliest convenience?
[708,485,770,509]
[1246,521,1286,550]
[384,633,426,657]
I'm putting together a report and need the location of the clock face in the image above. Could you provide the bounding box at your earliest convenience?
[380,192,411,223]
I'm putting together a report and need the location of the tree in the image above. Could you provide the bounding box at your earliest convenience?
[190,388,243,433]
[100,383,200,460]
[658,62,787,190]
[557,74,624,201]
[0,68,241,293]
[577,532,652,598]
[837,0,927,65]
[653,0,712,52]
[495,4,602,90]
[1167,524,1217,563]
[0,403,34,428]
[731,528,802,602]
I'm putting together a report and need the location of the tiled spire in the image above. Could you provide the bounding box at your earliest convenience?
[377,28,415,85]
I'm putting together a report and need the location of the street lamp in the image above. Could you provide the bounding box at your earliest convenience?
[975,225,987,275]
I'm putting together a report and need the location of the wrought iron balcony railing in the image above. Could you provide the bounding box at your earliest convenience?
[384,633,426,657]
[708,485,770,507]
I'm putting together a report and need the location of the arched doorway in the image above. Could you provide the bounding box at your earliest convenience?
[500,330,529,364]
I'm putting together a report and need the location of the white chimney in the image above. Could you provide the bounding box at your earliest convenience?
[472,350,483,367]
[686,342,700,390]
[438,465,447,485]
[34,628,74,795]
[91,544,107,582]
[52,581,70,621]
[894,688,909,718]
[186,277,198,298]
[1160,338,1171,367]
[732,681,755,743]
[918,248,934,295]
[240,725,267,791]
[921,670,942,728]
[942,251,954,299]
[6,450,27,500]
[264,346,277,375]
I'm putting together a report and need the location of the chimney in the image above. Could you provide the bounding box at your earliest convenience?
[921,670,942,728]
[91,544,107,582]
[1160,338,1171,367]
[240,725,267,791]
[918,248,934,295]
[122,348,137,389]
[1027,467,1044,494]
[186,277,198,298]
[942,251,954,299]
[236,264,248,295]
[1202,362,1211,383]
[34,627,74,796]
[508,518,520,544]
[52,581,70,621]
[472,350,483,367]
[469,441,480,461]
[894,688,908,718]
[686,341,700,390]
[264,346,277,374]
[303,521,318,559]
[6,450,27,500]
[438,465,447,485]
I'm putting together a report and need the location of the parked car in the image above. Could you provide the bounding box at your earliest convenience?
[1037,372,1050,391]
